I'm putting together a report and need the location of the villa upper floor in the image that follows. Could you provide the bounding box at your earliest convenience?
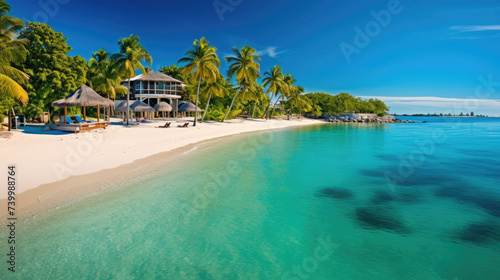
[122,70,184,100]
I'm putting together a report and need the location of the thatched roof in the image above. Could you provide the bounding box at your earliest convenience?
[115,100,129,112]
[154,101,172,112]
[124,71,183,84]
[52,98,66,107]
[178,102,201,112]
[52,85,115,108]
[130,100,155,112]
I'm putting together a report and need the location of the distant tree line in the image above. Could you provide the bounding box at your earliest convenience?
[304,92,389,117]
[394,112,489,117]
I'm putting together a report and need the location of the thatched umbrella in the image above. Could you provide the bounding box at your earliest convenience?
[178,102,202,119]
[154,101,172,118]
[178,102,201,112]
[52,85,114,123]
[130,100,155,119]
[154,101,172,112]
[115,100,129,112]
[130,100,155,112]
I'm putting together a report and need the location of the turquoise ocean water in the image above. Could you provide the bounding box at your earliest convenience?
[2,117,500,280]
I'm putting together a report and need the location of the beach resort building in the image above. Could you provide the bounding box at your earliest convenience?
[121,70,184,116]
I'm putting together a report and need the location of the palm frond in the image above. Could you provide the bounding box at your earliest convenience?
[0,73,28,104]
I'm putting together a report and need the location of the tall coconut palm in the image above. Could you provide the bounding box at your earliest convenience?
[270,73,295,117]
[0,0,23,41]
[201,78,228,122]
[0,0,29,105]
[92,62,128,99]
[112,35,152,125]
[89,49,110,66]
[222,46,260,122]
[87,49,109,88]
[286,86,311,118]
[262,65,287,120]
[178,37,221,126]
[250,84,267,119]
[89,49,127,99]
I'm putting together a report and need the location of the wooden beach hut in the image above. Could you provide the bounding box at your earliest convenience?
[52,85,114,132]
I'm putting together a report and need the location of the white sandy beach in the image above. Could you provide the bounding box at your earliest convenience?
[0,118,323,202]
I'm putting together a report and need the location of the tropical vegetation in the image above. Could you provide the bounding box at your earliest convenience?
[111,35,152,125]
[0,0,390,129]
[0,0,28,127]
[178,37,221,126]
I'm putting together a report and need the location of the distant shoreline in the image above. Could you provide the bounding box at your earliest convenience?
[394,115,495,118]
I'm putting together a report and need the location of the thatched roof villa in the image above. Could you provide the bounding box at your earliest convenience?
[121,69,184,117]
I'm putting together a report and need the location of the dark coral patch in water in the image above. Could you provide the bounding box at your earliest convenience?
[435,185,500,217]
[456,221,500,245]
[397,192,423,204]
[354,207,411,234]
[360,166,453,188]
[316,187,354,200]
[370,190,395,204]
[376,153,437,162]
[359,169,386,179]
[375,154,400,162]
[455,149,500,159]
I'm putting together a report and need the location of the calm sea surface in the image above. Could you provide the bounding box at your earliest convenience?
[3,117,500,280]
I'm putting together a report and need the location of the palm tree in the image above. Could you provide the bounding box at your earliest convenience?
[250,84,267,119]
[272,73,295,118]
[89,49,110,67]
[178,37,221,126]
[201,78,228,122]
[92,62,128,99]
[88,49,127,99]
[222,46,260,122]
[286,86,312,118]
[0,0,29,105]
[261,65,286,120]
[112,35,152,125]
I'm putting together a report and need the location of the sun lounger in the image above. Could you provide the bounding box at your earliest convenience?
[177,122,189,128]
[75,115,96,123]
[65,116,74,124]
[157,122,171,128]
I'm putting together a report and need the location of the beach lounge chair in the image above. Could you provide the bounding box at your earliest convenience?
[157,122,171,128]
[75,115,86,123]
[65,116,74,124]
[177,122,189,128]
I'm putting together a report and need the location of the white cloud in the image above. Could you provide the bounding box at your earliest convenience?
[255,46,287,58]
[450,25,500,32]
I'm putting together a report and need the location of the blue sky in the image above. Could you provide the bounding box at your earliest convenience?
[10,0,500,115]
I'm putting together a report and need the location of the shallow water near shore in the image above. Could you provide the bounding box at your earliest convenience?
[2,117,500,279]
